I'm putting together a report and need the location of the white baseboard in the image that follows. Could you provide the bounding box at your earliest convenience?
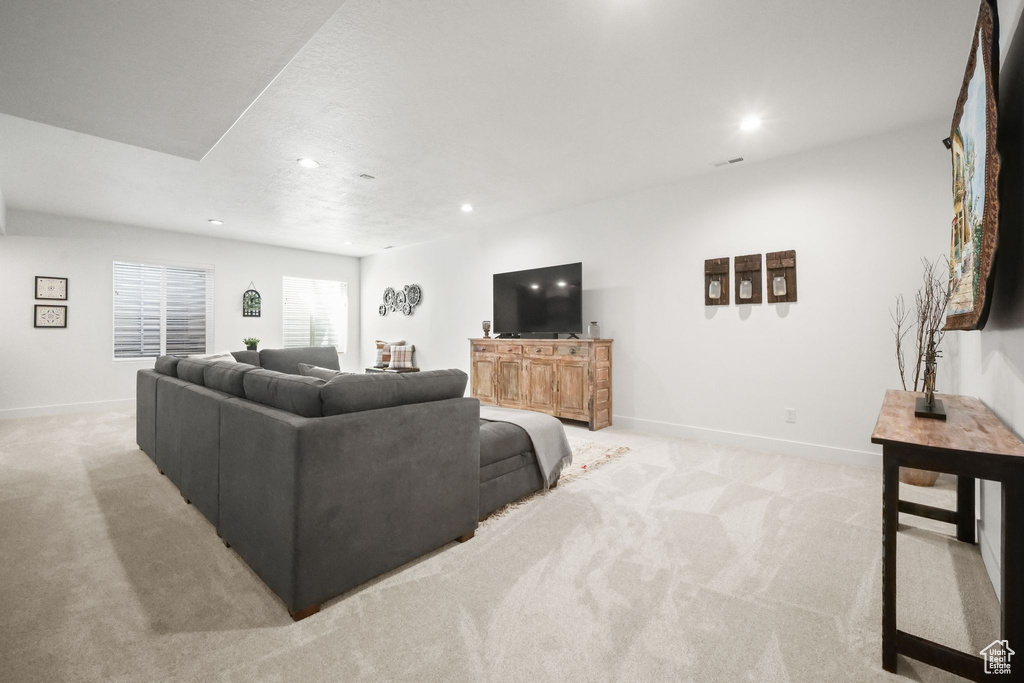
[0,398,136,420]
[612,415,881,469]
[979,523,1002,603]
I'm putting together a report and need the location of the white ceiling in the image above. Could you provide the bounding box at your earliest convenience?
[0,0,346,160]
[0,0,978,256]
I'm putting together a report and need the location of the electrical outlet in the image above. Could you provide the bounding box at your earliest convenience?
[785,408,797,424]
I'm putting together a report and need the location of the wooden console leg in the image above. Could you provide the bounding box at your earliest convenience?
[458,530,475,543]
[290,603,320,622]
[550,479,559,490]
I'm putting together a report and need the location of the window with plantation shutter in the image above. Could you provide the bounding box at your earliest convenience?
[282,277,347,351]
[113,261,214,359]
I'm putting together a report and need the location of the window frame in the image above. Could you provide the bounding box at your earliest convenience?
[281,275,348,353]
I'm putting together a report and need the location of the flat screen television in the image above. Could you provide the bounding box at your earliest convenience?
[493,262,582,336]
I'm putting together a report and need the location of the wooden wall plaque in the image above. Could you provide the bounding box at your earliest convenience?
[766,250,797,303]
[704,257,730,306]
[733,254,763,304]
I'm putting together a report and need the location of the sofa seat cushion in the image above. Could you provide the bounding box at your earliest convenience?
[479,419,534,469]
[259,346,340,375]
[204,360,256,398]
[321,369,467,416]
[154,355,180,377]
[480,449,537,483]
[177,358,215,385]
[243,369,325,417]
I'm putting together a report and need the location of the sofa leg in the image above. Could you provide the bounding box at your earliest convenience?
[550,479,559,490]
[222,539,231,549]
[290,603,320,621]
[183,496,190,504]
[458,530,475,543]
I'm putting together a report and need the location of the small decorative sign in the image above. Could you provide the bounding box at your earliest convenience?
[35,305,67,328]
[35,276,68,300]
[243,282,262,317]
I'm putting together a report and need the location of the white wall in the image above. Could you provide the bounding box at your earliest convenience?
[361,123,952,465]
[953,1,1024,601]
[0,210,360,416]
[0,181,7,234]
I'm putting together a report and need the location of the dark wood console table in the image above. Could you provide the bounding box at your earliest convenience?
[871,390,1024,681]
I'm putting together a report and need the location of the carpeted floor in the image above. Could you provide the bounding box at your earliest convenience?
[0,409,1000,682]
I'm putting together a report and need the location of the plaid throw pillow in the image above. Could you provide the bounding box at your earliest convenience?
[374,339,405,368]
[388,344,415,369]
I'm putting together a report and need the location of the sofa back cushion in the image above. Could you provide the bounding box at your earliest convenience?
[154,356,180,377]
[321,369,468,416]
[298,363,349,381]
[231,350,261,366]
[177,359,212,385]
[204,361,256,398]
[259,346,340,375]
[243,369,325,417]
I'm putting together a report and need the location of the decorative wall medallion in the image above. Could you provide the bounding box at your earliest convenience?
[379,284,422,316]
[242,283,262,317]
[35,276,68,300]
[35,304,67,328]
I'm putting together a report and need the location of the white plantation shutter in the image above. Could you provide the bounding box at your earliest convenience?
[113,261,214,359]
[282,277,347,351]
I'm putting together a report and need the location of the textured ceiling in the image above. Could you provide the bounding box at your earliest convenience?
[0,0,346,160]
[0,0,978,256]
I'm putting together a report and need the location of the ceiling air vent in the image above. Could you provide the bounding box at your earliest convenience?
[710,157,745,168]
[359,173,375,180]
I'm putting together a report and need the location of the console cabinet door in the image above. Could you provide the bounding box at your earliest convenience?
[497,358,525,407]
[472,356,497,403]
[556,361,590,421]
[524,359,557,413]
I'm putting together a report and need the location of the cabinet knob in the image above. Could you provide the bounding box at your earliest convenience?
[535,348,541,353]
[570,348,577,355]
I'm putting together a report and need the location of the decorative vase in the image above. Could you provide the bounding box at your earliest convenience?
[899,467,940,487]
[482,320,491,339]
[587,321,601,339]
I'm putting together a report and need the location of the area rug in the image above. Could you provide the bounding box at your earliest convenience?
[481,437,630,524]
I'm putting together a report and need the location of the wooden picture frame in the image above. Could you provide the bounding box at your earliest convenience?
[35,276,68,300]
[704,257,730,306]
[733,254,763,305]
[945,0,1000,331]
[34,304,67,328]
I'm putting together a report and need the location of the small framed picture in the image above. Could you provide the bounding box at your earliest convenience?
[35,305,67,328]
[35,276,68,300]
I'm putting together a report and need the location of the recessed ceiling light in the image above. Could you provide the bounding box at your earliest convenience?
[740,116,761,132]
[557,281,567,287]
[343,241,353,246]
[297,158,320,169]
[461,204,473,213]
[530,284,540,289]
[208,219,223,225]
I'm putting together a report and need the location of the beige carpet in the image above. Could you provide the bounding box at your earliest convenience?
[0,410,1000,682]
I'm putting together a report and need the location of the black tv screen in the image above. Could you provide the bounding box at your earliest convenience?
[493,262,582,335]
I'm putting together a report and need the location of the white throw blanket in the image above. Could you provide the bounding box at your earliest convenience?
[479,406,573,488]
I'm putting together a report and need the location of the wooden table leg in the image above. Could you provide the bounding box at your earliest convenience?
[957,475,976,544]
[883,454,899,673]
[1002,480,1023,679]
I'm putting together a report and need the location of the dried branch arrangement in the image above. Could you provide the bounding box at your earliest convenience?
[890,257,952,392]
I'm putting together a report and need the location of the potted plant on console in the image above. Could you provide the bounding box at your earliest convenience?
[243,337,260,351]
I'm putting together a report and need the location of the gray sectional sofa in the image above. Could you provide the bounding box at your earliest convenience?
[136,346,548,621]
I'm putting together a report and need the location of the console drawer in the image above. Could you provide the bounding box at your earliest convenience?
[524,345,555,356]
[497,344,522,355]
[557,345,589,358]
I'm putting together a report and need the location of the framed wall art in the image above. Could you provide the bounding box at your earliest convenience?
[35,276,68,300]
[35,305,67,328]
[945,0,1000,331]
